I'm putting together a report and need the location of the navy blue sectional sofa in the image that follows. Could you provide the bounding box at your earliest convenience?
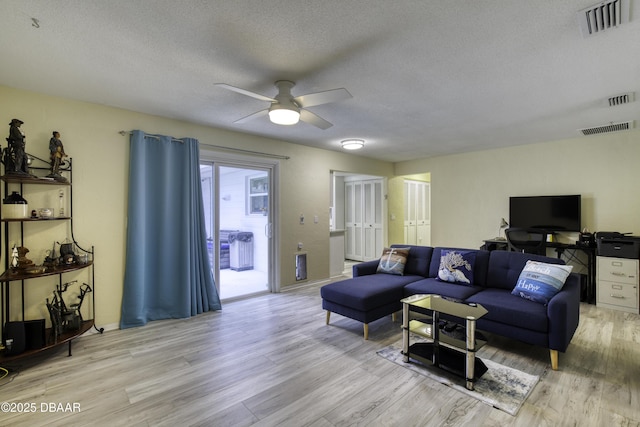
[320,245,581,370]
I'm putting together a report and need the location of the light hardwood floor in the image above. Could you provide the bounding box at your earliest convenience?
[1,278,639,427]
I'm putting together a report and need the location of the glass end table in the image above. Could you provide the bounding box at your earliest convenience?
[401,294,488,390]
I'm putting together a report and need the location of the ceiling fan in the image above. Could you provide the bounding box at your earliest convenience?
[215,80,352,129]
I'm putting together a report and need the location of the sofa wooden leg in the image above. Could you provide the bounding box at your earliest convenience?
[550,349,559,370]
[326,311,331,325]
[363,323,369,340]
[392,312,397,322]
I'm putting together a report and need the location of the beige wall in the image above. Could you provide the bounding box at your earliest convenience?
[5,83,638,328]
[0,85,393,328]
[395,130,640,249]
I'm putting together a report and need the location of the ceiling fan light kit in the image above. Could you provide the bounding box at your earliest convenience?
[341,139,365,150]
[216,80,352,129]
[268,103,300,125]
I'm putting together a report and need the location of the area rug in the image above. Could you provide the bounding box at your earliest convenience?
[377,342,539,416]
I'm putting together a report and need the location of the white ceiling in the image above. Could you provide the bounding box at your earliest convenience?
[1,0,639,162]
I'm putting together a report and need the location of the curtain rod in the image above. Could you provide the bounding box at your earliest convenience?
[199,142,290,160]
[119,131,290,160]
[119,130,184,143]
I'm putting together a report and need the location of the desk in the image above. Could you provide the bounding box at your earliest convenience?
[482,239,596,304]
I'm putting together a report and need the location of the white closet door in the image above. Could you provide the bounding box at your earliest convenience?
[404,180,431,246]
[404,181,417,244]
[345,181,363,260]
[345,179,383,261]
[363,180,384,260]
[416,182,431,246]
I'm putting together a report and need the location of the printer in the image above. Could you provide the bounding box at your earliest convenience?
[595,232,640,259]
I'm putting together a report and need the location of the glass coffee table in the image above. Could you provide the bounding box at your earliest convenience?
[401,294,488,390]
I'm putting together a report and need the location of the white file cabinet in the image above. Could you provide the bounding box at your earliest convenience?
[597,256,639,313]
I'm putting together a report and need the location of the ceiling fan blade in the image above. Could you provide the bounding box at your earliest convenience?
[233,109,269,124]
[299,109,333,130]
[294,88,352,108]
[215,83,276,102]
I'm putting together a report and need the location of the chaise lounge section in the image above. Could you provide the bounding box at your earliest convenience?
[320,245,581,370]
[321,245,432,339]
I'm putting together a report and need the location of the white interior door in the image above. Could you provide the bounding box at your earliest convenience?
[345,181,362,260]
[363,180,383,260]
[404,179,431,246]
[416,181,431,246]
[345,178,383,261]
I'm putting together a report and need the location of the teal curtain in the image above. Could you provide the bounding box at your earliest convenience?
[120,130,221,329]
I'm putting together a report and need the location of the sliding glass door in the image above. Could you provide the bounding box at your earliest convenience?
[200,160,275,300]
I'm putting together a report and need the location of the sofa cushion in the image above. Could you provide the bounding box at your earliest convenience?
[486,250,566,291]
[320,274,424,312]
[391,244,433,277]
[404,278,483,301]
[429,248,490,287]
[465,288,548,333]
[377,247,410,275]
[512,260,573,304]
[437,249,476,285]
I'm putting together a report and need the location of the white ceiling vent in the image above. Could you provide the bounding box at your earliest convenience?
[579,120,635,135]
[606,92,635,106]
[577,0,630,38]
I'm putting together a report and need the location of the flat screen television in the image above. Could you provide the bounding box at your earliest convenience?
[509,195,581,232]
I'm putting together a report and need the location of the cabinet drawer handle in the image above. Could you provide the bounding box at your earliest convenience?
[610,272,626,276]
[610,294,625,299]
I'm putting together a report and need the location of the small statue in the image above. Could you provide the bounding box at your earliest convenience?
[4,119,29,175]
[43,242,58,268]
[47,131,68,182]
[46,281,83,340]
[11,245,19,268]
[15,246,35,270]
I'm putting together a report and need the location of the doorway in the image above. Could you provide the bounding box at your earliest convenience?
[200,160,275,300]
[330,172,387,266]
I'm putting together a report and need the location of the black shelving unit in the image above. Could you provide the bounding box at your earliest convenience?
[0,156,102,362]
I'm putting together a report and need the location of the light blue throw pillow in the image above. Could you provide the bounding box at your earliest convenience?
[512,260,573,304]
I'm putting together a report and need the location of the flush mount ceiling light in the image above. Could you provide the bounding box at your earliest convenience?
[268,102,300,125]
[341,139,365,150]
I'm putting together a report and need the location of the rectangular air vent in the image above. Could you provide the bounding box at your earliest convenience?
[607,92,635,106]
[579,121,634,135]
[577,0,630,38]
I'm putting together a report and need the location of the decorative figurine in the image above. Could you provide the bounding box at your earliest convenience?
[47,131,68,182]
[43,242,58,268]
[46,280,87,341]
[15,246,35,270]
[4,118,30,175]
[9,246,37,272]
[11,245,19,269]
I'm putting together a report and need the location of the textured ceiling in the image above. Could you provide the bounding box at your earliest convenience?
[1,0,639,162]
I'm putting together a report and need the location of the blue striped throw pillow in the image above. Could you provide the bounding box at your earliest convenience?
[512,260,573,304]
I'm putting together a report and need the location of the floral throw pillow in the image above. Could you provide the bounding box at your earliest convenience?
[512,260,573,304]
[437,250,476,286]
[376,247,410,275]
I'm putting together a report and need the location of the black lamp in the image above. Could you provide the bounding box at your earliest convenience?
[498,218,509,240]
